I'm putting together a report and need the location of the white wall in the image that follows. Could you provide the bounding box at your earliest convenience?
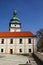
[0,38,7,53]
[11,24,20,27]
[10,28,21,32]
[10,24,21,32]
[0,37,37,54]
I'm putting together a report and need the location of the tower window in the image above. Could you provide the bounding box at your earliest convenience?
[28,38,31,43]
[20,39,22,44]
[19,49,22,52]
[29,49,31,52]
[1,49,3,52]
[1,39,4,44]
[10,39,13,44]
[15,25,16,26]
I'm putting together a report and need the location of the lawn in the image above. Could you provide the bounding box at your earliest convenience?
[20,54,29,56]
[19,64,31,65]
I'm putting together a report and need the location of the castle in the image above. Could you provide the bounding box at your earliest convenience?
[0,10,37,54]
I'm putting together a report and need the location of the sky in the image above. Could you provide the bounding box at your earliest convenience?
[0,0,43,34]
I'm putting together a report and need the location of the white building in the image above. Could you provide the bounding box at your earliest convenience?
[0,10,37,54]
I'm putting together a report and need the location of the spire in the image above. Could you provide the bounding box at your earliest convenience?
[13,10,17,17]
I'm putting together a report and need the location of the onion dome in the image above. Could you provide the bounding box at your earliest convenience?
[10,10,20,24]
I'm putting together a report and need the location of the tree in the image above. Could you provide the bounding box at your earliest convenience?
[36,29,43,52]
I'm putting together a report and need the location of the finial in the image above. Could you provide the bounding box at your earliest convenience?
[13,10,17,17]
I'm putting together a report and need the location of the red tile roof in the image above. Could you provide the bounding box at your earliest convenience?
[0,32,36,37]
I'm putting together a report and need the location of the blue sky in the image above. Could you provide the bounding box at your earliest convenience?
[0,0,43,34]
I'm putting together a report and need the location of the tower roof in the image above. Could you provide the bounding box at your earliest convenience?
[10,10,20,24]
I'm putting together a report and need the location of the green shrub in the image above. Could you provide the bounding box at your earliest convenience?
[19,64,31,65]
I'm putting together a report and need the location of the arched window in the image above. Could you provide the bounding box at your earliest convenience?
[10,39,13,44]
[28,38,31,43]
[1,39,4,44]
[20,39,22,44]
[1,49,4,52]
[19,49,22,52]
[29,49,31,52]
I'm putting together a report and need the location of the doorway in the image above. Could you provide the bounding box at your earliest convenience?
[10,49,13,54]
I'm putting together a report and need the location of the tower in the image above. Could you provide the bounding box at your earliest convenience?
[9,10,21,32]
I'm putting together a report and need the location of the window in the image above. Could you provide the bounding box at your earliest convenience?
[1,49,3,52]
[29,49,31,52]
[19,49,22,52]
[20,39,22,44]
[10,39,13,44]
[1,39,4,44]
[28,38,31,43]
[15,25,16,26]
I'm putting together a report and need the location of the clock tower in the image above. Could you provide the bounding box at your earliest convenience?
[9,10,21,32]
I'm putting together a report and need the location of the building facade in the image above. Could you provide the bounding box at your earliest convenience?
[0,10,37,54]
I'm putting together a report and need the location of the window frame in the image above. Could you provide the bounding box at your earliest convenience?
[19,49,22,52]
[1,49,4,52]
[10,39,13,44]
[28,38,31,44]
[29,49,31,52]
[20,39,22,44]
[1,39,4,44]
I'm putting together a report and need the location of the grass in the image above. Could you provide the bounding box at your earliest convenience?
[19,64,31,65]
[20,54,29,56]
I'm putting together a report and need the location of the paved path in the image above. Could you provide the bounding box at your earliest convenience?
[0,54,37,65]
[28,56,38,65]
[0,54,28,65]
